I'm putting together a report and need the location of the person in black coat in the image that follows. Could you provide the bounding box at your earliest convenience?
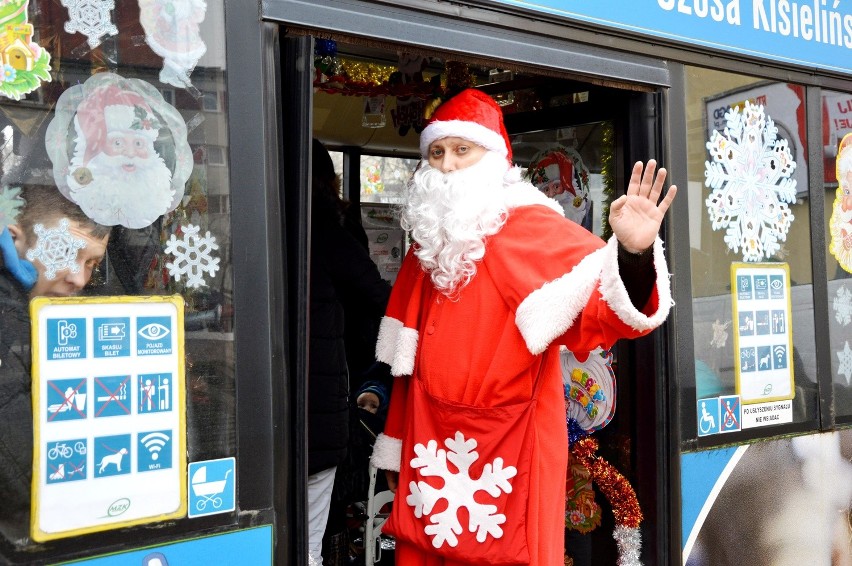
[308,140,391,565]
[0,187,109,547]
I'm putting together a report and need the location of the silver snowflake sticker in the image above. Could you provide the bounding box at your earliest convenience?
[406,431,517,549]
[837,341,852,386]
[704,101,797,262]
[164,224,220,289]
[62,0,119,48]
[834,285,852,326]
[0,185,24,228]
[25,219,86,280]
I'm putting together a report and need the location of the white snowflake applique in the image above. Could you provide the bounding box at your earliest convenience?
[838,342,852,386]
[834,285,852,326]
[62,0,119,48]
[406,431,517,549]
[164,224,220,289]
[704,101,797,262]
[25,219,86,280]
[0,185,24,228]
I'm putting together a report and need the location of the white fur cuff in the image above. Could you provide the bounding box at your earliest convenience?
[371,433,402,472]
[599,236,673,331]
[375,317,403,365]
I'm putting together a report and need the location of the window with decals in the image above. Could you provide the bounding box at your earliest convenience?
[0,1,234,556]
[682,67,818,444]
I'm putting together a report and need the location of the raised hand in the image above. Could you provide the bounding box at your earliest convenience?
[608,160,677,253]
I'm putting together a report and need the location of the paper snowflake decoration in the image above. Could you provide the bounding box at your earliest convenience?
[711,319,731,349]
[25,219,86,280]
[406,431,517,549]
[62,0,119,48]
[0,185,24,228]
[163,224,220,289]
[704,101,797,262]
[837,341,852,386]
[834,285,852,326]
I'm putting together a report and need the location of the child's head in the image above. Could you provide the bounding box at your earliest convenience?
[8,186,110,298]
[356,380,388,414]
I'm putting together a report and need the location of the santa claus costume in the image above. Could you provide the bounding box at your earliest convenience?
[370,89,673,565]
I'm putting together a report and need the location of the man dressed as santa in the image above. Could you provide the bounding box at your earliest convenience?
[66,85,174,230]
[370,89,676,565]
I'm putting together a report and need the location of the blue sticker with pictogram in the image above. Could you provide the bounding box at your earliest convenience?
[754,275,769,300]
[769,274,785,299]
[736,274,752,300]
[94,434,131,478]
[47,318,86,360]
[46,378,87,422]
[697,398,720,436]
[720,395,741,432]
[137,316,173,356]
[138,430,173,473]
[45,438,87,483]
[93,317,130,358]
[93,375,132,418]
[138,373,173,413]
[188,458,235,518]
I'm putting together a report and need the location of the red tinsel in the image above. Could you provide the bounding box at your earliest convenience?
[570,436,643,529]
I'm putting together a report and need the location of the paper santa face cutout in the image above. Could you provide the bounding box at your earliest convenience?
[139,0,208,89]
[45,73,193,229]
[829,134,852,273]
[526,146,591,226]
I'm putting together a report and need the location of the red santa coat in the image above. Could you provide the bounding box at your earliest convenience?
[371,186,673,565]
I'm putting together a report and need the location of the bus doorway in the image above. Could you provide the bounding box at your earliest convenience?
[299,36,669,566]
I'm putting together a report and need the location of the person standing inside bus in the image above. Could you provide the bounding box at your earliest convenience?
[370,89,676,565]
[0,187,110,544]
[307,140,391,565]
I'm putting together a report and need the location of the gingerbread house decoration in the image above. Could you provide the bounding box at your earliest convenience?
[0,24,36,71]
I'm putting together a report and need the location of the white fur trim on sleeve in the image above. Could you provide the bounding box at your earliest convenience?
[392,327,419,377]
[516,245,608,355]
[419,120,508,158]
[599,236,673,331]
[376,316,403,366]
[375,316,419,376]
[370,433,402,472]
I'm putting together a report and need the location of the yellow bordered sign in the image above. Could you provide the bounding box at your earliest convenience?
[30,295,187,541]
[730,263,795,405]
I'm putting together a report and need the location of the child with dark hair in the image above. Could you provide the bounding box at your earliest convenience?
[0,186,110,545]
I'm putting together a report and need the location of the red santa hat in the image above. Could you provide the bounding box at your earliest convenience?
[74,84,160,164]
[419,89,512,162]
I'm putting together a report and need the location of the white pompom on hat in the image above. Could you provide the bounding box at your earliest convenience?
[419,89,512,163]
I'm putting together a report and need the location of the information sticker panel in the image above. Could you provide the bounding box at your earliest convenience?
[730,263,795,404]
[31,295,186,541]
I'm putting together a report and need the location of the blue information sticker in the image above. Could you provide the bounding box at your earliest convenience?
[46,378,87,422]
[138,430,173,473]
[94,434,131,478]
[188,458,235,518]
[138,373,173,414]
[47,318,87,360]
[93,317,130,358]
[137,317,173,356]
[45,438,87,483]
[720,395,741,433]
[697,398,720,436]
[93,375,132,418]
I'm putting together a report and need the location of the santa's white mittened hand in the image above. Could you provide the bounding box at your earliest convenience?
[609,159,678,253]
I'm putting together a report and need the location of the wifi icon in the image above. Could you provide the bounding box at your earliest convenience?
[138,431,172,472]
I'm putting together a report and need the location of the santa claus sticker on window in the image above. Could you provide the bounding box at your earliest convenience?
[830,133,852,273]
[139,0,208,90]
[525,145,591,228]
[45,72,193,229]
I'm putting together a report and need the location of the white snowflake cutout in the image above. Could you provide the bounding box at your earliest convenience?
[704,101,797,262]
[0,185,24,228]
[25,219,86,280]
[407,431,517,549]
[834,285,852,326]
[62,0,119,49]
[163,224,220,288]
[837,342,852,386]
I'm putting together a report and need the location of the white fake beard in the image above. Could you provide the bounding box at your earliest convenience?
[68,151,175,229]
[401,150,511,295]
